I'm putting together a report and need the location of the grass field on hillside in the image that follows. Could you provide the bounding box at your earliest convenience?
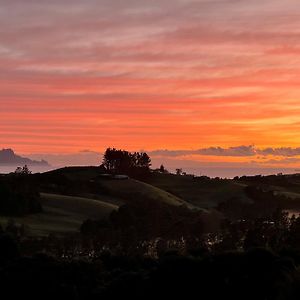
[98,178,199,209]
[146,173,251,209]
[42,167,196,209]
[0,193,118,236]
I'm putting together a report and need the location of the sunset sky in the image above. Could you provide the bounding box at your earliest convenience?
[1,0,300,169]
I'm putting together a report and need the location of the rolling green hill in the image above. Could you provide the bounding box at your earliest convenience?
[98,178,197,209]
[0,193,118,236]
[3,167,300,237]
[39,167,198,209]
[0,167,200,236]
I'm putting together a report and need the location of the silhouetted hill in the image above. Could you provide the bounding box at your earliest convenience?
[39,166,195,209]
[2,165,300,237]
[0,149,49,166]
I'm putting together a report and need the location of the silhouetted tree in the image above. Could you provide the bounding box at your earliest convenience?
[137,152,151,168]
[102,148,151,176]
[14,165,32,175]
[159,164,168,174]
[176,168,183,176]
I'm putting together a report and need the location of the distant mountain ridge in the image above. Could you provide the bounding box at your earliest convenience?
[0,148,49,166]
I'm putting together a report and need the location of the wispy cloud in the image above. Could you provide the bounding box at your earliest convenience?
[150,146,300,158]
[1,0,300,155]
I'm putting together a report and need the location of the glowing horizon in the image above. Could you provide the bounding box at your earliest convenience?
[1,0,300,167]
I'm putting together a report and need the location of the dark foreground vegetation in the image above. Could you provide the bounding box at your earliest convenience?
[2,149,300,299]
[1,233,300,299]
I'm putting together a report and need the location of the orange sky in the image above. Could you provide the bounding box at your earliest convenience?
[1,0,300,168]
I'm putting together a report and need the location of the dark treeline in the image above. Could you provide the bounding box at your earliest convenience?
[235,173,300,188]
[1,234,300,299]
[102,147,151,177]
[78,207,300,256]
[1,198,298,259]
[81,199,205,250]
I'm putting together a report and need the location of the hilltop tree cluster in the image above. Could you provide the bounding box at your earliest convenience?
[14,165,32,175]
[102,148,151,176]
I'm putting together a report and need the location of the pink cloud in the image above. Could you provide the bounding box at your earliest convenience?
[1,0,300,158]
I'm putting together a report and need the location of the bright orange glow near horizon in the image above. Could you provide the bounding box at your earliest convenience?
[1,0,300,168]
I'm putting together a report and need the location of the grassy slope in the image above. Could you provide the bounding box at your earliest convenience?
[43,167,250,210]
[0,193,118,237]
[42,167,196,209]
[4,168,300,236]
[145,173,251,209]
[5,167,279,235]
[2,167,197,236]
[99,178,197,209]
